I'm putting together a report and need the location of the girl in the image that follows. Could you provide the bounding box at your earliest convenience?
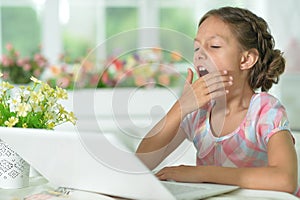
[136,6,299,196]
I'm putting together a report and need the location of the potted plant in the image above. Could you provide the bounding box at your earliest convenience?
[0,72,76,189]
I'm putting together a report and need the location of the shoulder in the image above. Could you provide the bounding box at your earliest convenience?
[246,92,290,147]
[250,92,286,114]
[252,92,280,104]
[248,92,289,132]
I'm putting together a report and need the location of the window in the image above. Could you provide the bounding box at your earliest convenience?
[159,6,196,65]
[1,6,41,56]
[61,2,96,63]
[105,7,137,55]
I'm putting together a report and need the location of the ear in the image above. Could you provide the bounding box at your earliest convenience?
[240,48,259,70]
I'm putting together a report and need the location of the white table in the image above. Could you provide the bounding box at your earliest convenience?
[0,176,115,200]
[0,176,298,200]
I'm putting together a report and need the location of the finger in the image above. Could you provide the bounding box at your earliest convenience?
[155,168,166,177]
[155,171,167,180]
[205,79,233,95]
[200,72,233,91]
[155,171,162,177]
[183,68,195,93]
[186,68,194,85]
[203,70,232,85]
[194,70,230,86]
[209,89,229,99]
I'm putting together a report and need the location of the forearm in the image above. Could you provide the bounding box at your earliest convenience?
[136,101,186,169]
[136,101,184,153]
[199,165,297,194]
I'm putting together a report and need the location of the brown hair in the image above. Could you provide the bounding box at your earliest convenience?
[199,7,285,92]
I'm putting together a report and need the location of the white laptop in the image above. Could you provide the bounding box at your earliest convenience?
[0,127,239,199]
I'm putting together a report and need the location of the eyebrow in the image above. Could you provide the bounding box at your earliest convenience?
[194,35,227,42]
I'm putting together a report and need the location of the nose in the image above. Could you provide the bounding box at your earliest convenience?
[194,47,207,61]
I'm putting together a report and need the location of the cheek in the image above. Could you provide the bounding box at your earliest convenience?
[209,56,228,71]
[213,54,241,72]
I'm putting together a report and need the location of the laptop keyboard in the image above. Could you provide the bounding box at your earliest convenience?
[162,182,206,195]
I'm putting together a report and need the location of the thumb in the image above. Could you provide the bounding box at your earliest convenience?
[186,68,194,85]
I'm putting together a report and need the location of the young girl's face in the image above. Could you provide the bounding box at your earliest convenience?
[194,15,243,77]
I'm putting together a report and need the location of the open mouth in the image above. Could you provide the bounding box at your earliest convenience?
[198,66,209,77]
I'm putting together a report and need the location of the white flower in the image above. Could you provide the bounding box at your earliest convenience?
[30,76,42,84]
[8,95,21,112]
[44,111,57,122]
[30,91,44,104]
[55,87,68,99]
[15,102,31,117]
[67,112,77,125]
[58,104,66,114]
[31,103,42,112]
[0,82,14,92]
[19,88,30,100]
[4,116,19,127]
[0,77,77,129]
[0,72,3,78]
[41,82,52,93]
[46,97,57,107]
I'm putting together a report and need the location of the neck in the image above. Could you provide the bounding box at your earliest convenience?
[214,84,254,115]
[210,85,254,137]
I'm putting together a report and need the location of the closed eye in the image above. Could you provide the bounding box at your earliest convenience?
[211,46,221,48]
[194,47,200,52]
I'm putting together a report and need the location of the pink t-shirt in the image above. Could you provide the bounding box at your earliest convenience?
[180,92,290,167]
[180,92,299,196]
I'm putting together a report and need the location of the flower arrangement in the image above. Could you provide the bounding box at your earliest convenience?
[45,48,183,89]
[98,48,182,88]
[0,43,48,84]
[46,63,77,90]
[0,72,76,129]
[45,62,97,90]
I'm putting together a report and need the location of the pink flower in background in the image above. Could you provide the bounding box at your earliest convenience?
[44,48,182,90]
[14,51,20,57]
[5,43,13,51]
[57,77,70,88]
[61,64,68,72]
[34,69,41,77]
[134,76,147,87]
[34,53,43,61]
[23,64,31,71]
[1,55,12,67]
[101,71,109,84]
[17,58,26,66]
[0,43,49,84]
[95,48,182,88]
[82,60,94,72]
[90,74,100,86]
[38,60,47,68]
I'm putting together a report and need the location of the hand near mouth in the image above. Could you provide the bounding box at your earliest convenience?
[178,68,233,116]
